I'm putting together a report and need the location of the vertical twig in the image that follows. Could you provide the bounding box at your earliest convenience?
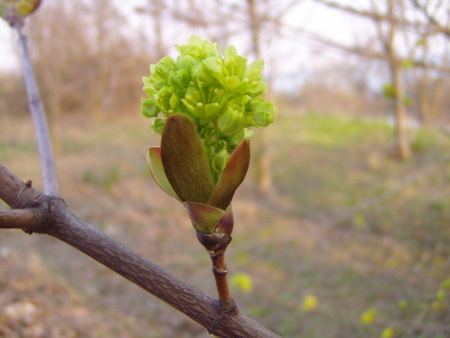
[210,251,231,302]
[14,23,60,196]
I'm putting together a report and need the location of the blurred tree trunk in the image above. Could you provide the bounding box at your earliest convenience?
[416,76,445,124]
[410,25,448,125]
[150,0,166,61]
[247,0,273,194]
[383,0,411,160]
[389,60,411,160]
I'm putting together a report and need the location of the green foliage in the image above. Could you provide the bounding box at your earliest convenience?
[142,35,275,177]
[402,60,414,69]
[382,82,412,105]
[382,83,396,99]
[440,279,450,291]
[411,128,436,153]
[402,95,413,107]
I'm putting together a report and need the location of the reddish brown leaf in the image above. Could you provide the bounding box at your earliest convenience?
[208,139,250,210]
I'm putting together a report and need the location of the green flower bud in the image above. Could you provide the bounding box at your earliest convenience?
[205,103,220,119]
[175,35,218,60]
[246,97,275,127]
[153,57,176,79]
[142,35,276,179]
[176,54,197,73]
[218,104,244,136]
[156,86,179,113]
[192,62,215,86]
[170,68,190,89]
[141,98,159,118]
[212,142,230,173]
[151,117,166,134]
[224,75,241,90]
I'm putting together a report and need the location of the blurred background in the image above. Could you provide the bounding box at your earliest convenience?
[0,0,449,337]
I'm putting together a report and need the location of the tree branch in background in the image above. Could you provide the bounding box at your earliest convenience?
[0,163,279,338]
[302,30,450,74]
[410,0,450,39]
[316,0,450,36]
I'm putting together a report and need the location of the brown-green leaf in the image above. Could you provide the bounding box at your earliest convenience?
[146,147,181,201]
[208,139,250,210]
[161,114,215,203]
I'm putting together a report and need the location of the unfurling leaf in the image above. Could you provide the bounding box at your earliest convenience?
[161,114,214,204]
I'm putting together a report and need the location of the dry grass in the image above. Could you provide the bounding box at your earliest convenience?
[0,113,449,337]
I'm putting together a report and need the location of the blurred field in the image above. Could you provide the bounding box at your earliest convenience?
[0,112,449,337]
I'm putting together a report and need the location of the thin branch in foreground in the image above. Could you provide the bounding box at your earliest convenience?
[0,163,279,338]
[14,23,60,197]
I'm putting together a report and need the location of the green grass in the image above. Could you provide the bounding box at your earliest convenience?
[272,112,392,148]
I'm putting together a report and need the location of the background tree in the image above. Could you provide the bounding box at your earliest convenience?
[26,0,149,121]
[313,0,450,159]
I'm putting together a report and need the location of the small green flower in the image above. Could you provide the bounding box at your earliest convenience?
[142,35,275,181]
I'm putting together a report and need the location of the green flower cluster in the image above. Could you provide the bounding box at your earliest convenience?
[141,35,275,179]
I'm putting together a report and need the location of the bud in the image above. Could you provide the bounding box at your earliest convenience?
[142,35,275,178]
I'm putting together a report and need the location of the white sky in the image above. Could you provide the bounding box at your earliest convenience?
[0,0,447,92]
[0,0,366,72]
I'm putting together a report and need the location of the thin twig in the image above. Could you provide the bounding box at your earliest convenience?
[210,251,232,302]
[14,24,60,196]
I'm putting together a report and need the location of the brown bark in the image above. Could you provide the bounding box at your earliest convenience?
[390,61,411,160]
[0,163,279,338]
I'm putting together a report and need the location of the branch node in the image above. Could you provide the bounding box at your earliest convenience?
[208,298,239,334]
[30,199,40,207]
[22,195,63,235]
[14,180,33,208]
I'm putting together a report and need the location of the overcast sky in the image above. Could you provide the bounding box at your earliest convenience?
[0,0,366,72]
[0,0,447,92]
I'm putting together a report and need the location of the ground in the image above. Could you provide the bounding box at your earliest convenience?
[0,111,449,337]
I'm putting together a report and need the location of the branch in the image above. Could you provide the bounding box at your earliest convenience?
[0,163,279,338]
[14,24,60,196]
[315,0,450,36]
[410,0,450,39]
[300,30,450,74]
[0,208,44,229]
